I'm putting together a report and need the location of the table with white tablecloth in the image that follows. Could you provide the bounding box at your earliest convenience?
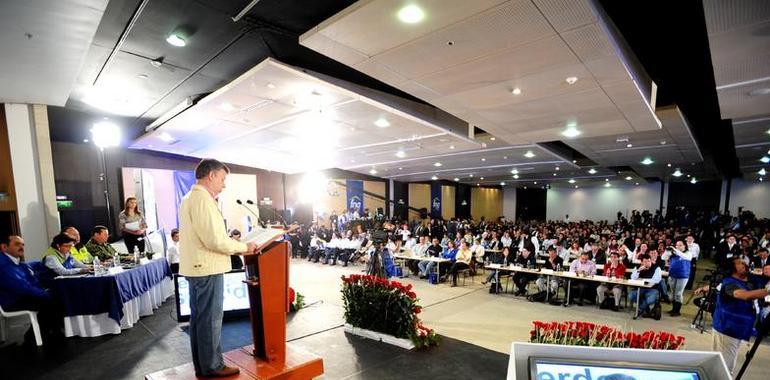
[52,258,174,337]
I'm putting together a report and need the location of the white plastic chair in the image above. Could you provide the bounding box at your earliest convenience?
[0,305,42,346]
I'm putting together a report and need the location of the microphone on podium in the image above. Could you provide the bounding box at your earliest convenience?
[237,199,266,228]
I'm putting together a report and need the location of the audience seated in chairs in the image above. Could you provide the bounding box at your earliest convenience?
[512,246,537,296]
[448,240,472,287]
[417,238,443,278]
[482,246,515,288]
[307,234,325,263]
[596,251,626,311]
[629,253,663,319]
[0,235,64,343]
[536,247,563,294]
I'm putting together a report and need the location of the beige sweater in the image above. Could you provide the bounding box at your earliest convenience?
[179,184,248,277]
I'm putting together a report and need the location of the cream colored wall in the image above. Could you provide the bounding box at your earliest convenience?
[471,187,503,220]
[364,180,386,214]
[408,183,430,221]
[441,185,455,219]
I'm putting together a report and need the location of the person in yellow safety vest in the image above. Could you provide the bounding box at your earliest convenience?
[62,226,93,264]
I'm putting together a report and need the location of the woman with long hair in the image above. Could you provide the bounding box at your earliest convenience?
[119,197,147,254]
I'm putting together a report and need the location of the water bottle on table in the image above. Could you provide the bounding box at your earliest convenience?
[93,256,101,276]
[133,247,139,264]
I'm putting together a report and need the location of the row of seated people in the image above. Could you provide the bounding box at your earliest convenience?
[0,226,119,344]
[305,230,372,267]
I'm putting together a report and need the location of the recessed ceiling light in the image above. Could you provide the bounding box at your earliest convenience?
[398,167,403,170]
[690,177,697,184]
[660,140,667,145]
[434,162,442,167]
[477,183,480,186]
[149,58,163,68]
[759,168,767,176]
[761,156,770,163]
[166,34,186,47]
[568,179,576,184]
[524,150,535,158]
[562,126,581,138]
[760,177,764,182]
[572,160,577,163]
[503,156,508,159]
[575,185,579,189]
[625,176,632,180]
[454,178,460,182]
[480,177,484,180]
[667,163,672,167]
[449,145,455,149]
[511,88,522,95]
[627,143,633,148]
[555,166,560,171]
[604,182,611,188]
[137,74,148,79]
[500,182,505,186]
[369,169,377,175]
[374,118,390,128]
[469,174,474,177]
[490,137,496,141]
[588,168,597,174]
[266,82,276,89]
[511,169,519,175]
[513,174,519,179]
[481,158,486,162]
[431,175,438,180]
[553,173,557,176]
[83,139,89,143]
[534,181,537,185]
[220,102,236,112]
[686,174,691,178]
[672,169,683,177]
[748,88,770,97]
[641,157,654,165]
[566,76,578,85]
[397,4,425,23]
[396,150,406,158]
[766,129,770,135]
[524,186,528,189]
[605,178,609,182]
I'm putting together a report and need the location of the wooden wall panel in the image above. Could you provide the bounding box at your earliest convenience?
[471,187,503,221]
[441,185,455,219]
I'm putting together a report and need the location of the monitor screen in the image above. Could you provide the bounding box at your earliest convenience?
[530,357,703,380]
[175,271,250,321]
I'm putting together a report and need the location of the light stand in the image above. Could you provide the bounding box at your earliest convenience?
[91,120,121,234]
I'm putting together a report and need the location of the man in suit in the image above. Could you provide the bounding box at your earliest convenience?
[715,234,740,273]
[179,159,258,378]
[752,248,769,270]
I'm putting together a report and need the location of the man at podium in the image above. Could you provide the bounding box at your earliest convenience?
[179,159,257,378]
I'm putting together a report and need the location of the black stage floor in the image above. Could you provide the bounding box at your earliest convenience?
[0,301,508,379]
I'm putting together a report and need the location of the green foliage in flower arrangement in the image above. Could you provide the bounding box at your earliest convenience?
[530,321,685,350]
[341,274,439,349]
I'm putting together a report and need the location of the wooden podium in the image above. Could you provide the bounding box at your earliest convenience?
[146,241,324,379]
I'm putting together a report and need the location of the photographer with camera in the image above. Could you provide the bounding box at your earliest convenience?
[662,239,692,317]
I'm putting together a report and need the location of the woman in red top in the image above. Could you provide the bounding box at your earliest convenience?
[596,251,627,311]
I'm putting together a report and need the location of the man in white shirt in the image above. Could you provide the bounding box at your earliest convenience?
[167,228,180,274]
[686,233,700,289]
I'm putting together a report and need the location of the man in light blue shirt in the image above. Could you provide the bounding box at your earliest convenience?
[629,253,662,319]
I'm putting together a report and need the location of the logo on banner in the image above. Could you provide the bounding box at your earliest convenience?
[432,197,441,211]
[349,195,362,212]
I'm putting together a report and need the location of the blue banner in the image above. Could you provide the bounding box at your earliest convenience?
[346,180,364,214]
[430,182,442,218]
[173,170,196,227]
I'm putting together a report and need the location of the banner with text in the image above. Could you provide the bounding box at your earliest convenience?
[346,180,364,213]
[430,182,442,218]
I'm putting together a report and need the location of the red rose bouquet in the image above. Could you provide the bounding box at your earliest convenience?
[530,321,685,350]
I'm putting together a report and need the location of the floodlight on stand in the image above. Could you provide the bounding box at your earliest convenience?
[91,121,121,148]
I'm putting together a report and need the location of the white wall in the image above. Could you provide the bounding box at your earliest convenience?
[503,187,516,221]
[546,183,661,222]
[728,178,770,218]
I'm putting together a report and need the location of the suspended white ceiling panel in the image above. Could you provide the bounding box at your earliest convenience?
[300,0,660,146]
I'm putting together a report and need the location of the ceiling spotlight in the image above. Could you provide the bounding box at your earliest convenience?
[490,137,496,141]
[166,34,186,47]
[477,183,480,186]
[759,168,767,176]
[690,177,697,184]
[398,4,425,23]
[469,174,474,177]
[503,156,508,159]
[374,118,390,128]
[641,157,654,165]
[604,182,611,188]
[481,158,486,162]
[511,88,522,95]
[449,145,455,149]
[398,167,403,170]
[625,176,632,180]
[760,156,770,163]
[555,166,560,171]
[565,76,578,85]
[220,102,236,112]
[748,88,770,97]
[369,169,377,175]
[513,174,519,179]
[500,182,506,186]
[511,169,519,174]
[431,175,438,180]
[266,82,276,89]
[686,174,691,178]
[149,58,163,68]
[454,178,460,182]
[480,177,485,180]
[137,74,148,79]
[627,143,633,148]
[667,163,672,167]
[588,168,597,174]
[572,160,577,163]
[568,179,576,184]
[524,186,528,189]
[760,177,764,182]
[396,150,406,158]
[635,182,640,185]
[660,140,667,145]
[553,173,557,176]
[83,139,89,143]
[672,169,683,177]
[524,150,535,158]
[562,126,581,138]
[434,162,442,167]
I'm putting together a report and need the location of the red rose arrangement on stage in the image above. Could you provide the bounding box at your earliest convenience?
[530,321,685,350]
[341,274,439,348]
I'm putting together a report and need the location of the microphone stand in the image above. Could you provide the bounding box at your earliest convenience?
[237,199,267,228]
